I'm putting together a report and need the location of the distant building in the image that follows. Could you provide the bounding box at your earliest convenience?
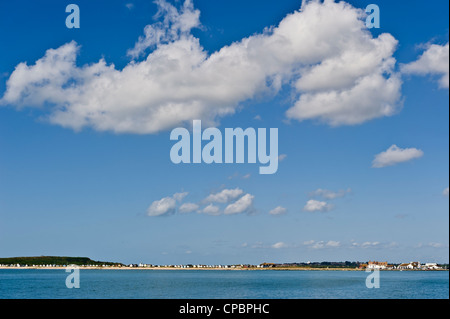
[367,261,388,270]
[260,263,276,268]
[398,262,421,270]
[423,263,441,270]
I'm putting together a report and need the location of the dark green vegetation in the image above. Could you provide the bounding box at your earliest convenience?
[0,256,123,266]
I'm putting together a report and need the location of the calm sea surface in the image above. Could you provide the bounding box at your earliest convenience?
[0,269,448,299]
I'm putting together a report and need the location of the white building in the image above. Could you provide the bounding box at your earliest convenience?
[398,262,421,270]
[424,263,441,270]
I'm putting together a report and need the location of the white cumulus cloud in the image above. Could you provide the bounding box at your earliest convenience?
[179,202,199,213]
[147,191,188,216]
[269,206,287,215]
[201,203,221,215]
[1,0,402,134]
[372,144,423,168]
[224,194,254,215]
[147,196,177,216]
[401,42,449,89]
[303,199,333,212]
[204,188,244,203]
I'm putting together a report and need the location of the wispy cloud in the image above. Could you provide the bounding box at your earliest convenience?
[350,240,399,250]
[416,242,448,249]
[228,173,251,180]
[271,242,287,249]
[309,188,351,200]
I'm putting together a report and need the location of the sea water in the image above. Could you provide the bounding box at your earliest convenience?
[0,269,448,299]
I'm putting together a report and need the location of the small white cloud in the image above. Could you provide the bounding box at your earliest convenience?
[303,199,333,212]
[443,187,449,197]
[125,3,134,10]
[254,115,262,121]
[303,240,315,246]
[271,242,286,249]
[224,194,254,215]
[147,191,188,216]
[147,196,177,216]
[278,154,287,162]
[242,173,251,179]
[179,202,199,213]
[401,42,449,89]
[372,145,423,168]
[185,250,192,254]
[201,204,221,216]
[204,188,244,203]
[269,206,287,215]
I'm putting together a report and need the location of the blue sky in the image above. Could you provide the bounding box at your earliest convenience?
[0,0,448,265]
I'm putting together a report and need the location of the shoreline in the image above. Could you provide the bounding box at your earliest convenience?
[0,266,447,271]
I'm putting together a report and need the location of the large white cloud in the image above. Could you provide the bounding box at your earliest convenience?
[0,0,402,134]
[401,42,449,89]
[372,144,423,168]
